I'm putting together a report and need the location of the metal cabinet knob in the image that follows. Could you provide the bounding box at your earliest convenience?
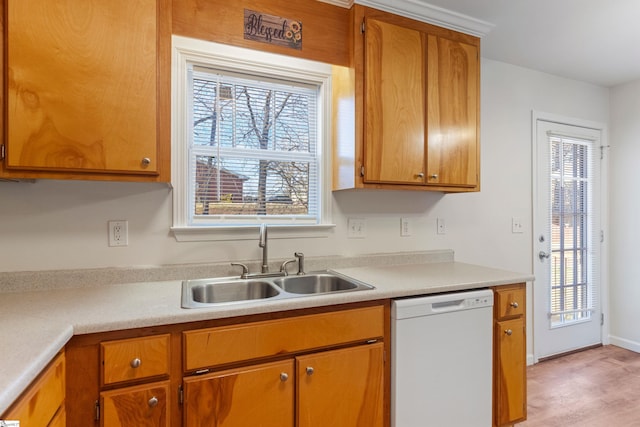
[130,358,141,368]
[504,329,513,336]
[417,172,425,178]
[141,157,151,167]
[148,396,158,408]
[280,372,289,382]
[510,302,519,309]
[430,174,439,179]
[306,366,314,376]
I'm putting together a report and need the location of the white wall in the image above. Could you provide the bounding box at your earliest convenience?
[0,59,609,284]
[609,79,640,352]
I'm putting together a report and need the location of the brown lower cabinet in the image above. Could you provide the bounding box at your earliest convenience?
[2,351,66,426]
[60,301,389,427]
[183,344,384,427]
[492,283,527,426]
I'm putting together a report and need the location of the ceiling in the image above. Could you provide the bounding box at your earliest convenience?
[412,0,640,87]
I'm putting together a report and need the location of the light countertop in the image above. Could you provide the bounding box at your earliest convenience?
[0,259,532,415]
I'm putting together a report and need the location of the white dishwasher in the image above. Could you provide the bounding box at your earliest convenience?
[391,289,494,427]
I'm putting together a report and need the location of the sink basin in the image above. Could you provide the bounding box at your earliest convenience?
[273,273,373,294]
[181,271,374,308]
[183,279,280,307]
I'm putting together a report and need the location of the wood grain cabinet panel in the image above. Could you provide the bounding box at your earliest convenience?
[492,284,527,427]
[297,342,385,427]
[2,351,65,426]
[3,0,171,181]
[334,6,480,192]
[101,334,170,386]
[364,18,426,184]
[183,305,384,371]
[426,35,479,187]
[183,360,295,427]
[100,380,170,427]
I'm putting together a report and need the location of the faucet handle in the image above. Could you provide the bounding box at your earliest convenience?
[231,262,250,279]
[280,259,297,276]
[294,252,305,275]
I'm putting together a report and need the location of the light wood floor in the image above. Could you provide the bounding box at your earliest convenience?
[520,345,640,426]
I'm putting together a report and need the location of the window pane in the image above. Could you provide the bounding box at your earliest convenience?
[189,68,319,223]
[548,135,593,326]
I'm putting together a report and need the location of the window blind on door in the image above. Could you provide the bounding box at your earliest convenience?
[546,131,599,327]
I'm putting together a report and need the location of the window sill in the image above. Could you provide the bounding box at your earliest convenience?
[171,224,336,242]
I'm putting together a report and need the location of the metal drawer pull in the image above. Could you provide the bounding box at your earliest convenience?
[130,358,141,368]
[306,366,314,376]
[280,372,289,382]
[148,396,158,408]
[504,329,513,336]
[510,302,519,309]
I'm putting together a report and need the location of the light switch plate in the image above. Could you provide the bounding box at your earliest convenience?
[512,217,524,233]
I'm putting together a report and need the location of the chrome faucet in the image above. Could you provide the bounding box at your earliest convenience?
[259,224,269,273]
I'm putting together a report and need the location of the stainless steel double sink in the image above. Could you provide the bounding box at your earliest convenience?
[181,271,374,308]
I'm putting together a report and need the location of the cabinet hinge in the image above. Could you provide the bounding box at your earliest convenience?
[360,165,365,177]
[0,143,5,160]
[178,384,184,405]
[95,400,100,421]
[361,19,365,33]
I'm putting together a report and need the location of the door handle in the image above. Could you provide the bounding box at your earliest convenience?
[538,251,551,261]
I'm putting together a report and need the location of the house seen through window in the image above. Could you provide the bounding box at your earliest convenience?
[189,67,320,225]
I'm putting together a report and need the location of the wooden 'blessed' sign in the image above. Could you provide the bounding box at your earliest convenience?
[244,9,302,50]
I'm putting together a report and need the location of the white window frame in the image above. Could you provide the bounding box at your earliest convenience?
[171,35,334,242]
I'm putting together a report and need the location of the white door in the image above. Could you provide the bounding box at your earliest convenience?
[533,117,603,360]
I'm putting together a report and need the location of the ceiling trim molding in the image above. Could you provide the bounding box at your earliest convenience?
[356,0,494,37]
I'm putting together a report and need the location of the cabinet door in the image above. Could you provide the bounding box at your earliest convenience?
[183,360,294,427]
[364,18,427,184]
[426,35,479,187]
[297,343,384,427]
[100,380,169,427]
[2,352,65,427]
[7,0,158,174]
[495,317,526,426]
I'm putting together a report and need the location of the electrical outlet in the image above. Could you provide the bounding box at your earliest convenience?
[437,217,446,235]
[400,218,412,237]
[108,220,128,247]
[347,218,367,238]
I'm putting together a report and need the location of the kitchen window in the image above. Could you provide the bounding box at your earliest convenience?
[171,36,334,241]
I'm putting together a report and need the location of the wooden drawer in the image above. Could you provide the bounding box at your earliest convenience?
[494,284,525,320]
[3,351,65,426]
[100,380,170,427]
[183,305,385,371]
[101,334,170,386]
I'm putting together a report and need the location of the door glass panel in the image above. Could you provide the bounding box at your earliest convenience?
[549,135,592,327]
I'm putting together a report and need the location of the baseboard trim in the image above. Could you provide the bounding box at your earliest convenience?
[609,335,640,353]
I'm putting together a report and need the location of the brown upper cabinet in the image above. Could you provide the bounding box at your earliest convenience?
[2,0,171,182]
[334,6,480,192]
